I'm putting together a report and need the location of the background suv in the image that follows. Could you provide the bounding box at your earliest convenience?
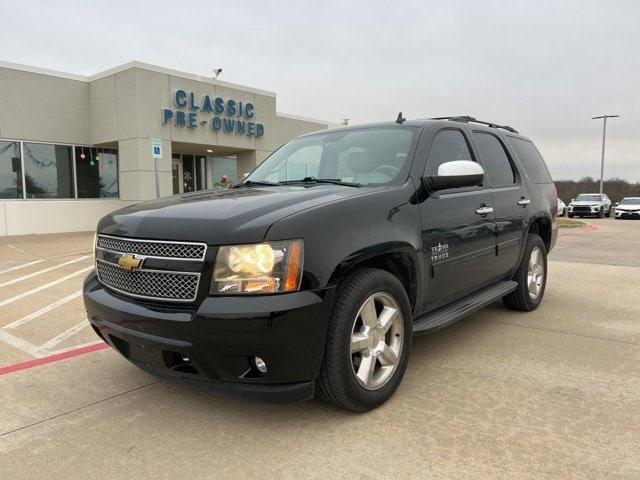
[568,193,612,218]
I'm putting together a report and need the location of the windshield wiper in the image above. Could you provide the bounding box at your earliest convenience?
[238,179,282,187]
[280,177,361,187]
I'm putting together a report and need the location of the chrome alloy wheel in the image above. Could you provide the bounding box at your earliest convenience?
[527,246,545,300]
[350,292,404,390]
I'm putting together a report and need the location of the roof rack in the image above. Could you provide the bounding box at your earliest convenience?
[430,115,519,134]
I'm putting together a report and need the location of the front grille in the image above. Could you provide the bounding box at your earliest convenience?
[97,235,206,260]
[573,206,593,213]
[96,259,200,302]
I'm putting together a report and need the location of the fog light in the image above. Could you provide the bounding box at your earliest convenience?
[181,354,190,362]
[254,356,267,373]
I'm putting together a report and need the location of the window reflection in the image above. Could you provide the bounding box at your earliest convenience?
[74,147,119,198]
[24,143,74,199]
[0,141,22,199]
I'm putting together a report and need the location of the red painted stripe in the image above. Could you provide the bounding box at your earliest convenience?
[0,342,109,376]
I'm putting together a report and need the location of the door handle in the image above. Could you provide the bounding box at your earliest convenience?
[517,198,531,206]
[475,206,494,215]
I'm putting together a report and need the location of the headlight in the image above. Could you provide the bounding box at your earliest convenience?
[211,239,303,295]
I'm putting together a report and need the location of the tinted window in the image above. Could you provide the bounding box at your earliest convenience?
[0,141,22,199]
[23,143,74,198]
[425,129,474,176]
[507,137,553,183]
[473,132,516,188]
[74,147,119,198]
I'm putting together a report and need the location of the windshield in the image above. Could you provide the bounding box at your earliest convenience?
[246,127,416,186]
[620,197,640,205]
[575,194,602,202]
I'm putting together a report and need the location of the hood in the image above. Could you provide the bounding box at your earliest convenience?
[98,185,372,244]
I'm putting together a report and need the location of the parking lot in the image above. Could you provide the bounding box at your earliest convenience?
[1,218,639,479]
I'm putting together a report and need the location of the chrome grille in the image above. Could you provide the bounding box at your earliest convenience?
[97,235,206,260]
[96,260,200,302]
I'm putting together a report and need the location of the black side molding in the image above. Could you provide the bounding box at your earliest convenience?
[413,280,517,335]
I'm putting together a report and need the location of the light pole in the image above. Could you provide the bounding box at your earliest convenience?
[591,114,619,194]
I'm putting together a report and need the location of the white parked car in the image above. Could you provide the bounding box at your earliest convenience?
[557,198,566,217]
[568,193,612,218]
[614,197,640,219]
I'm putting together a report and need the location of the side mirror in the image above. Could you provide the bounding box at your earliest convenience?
[571,198,575,202]
[615,202,619,206]
[423,160,484,191]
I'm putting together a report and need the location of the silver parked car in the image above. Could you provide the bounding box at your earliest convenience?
[614,197,640,219]
[568,193,612,218]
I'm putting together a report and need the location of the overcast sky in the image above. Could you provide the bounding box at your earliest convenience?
[1,0,638,181]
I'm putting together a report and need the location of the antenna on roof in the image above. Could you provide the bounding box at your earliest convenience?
[396,112,406,124]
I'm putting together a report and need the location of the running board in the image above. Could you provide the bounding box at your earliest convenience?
[413,280,517,335]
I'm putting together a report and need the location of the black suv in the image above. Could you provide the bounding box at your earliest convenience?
[84,115,557,412]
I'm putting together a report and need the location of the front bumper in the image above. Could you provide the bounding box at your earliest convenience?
[83,273,335,402]
[615,209,640,218]
[569,206,601,216]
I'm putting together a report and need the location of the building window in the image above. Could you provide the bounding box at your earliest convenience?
[23,143,74,199]
[0,141,22,199]
[209,156,237,188]
[75,147,119,198]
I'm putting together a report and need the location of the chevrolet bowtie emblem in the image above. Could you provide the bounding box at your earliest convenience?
[118,254,142,271]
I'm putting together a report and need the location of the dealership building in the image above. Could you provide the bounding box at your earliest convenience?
[0,60,330,236]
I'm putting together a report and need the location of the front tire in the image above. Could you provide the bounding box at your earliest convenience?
[316,268,412,412]
[568,213,574,218]
[503,234,547,312]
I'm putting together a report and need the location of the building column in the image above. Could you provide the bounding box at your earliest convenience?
[117,138,173,200]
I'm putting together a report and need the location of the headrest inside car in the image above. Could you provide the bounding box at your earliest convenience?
[346,151,372,173]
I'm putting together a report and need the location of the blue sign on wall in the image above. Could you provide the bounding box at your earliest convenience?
[162,90,264,137]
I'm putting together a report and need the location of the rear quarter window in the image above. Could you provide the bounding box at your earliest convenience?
[507,136,553,184]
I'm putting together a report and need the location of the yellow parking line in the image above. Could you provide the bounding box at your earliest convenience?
[0,256,90,288]
[0,266,93,308]
[5,291,83,329]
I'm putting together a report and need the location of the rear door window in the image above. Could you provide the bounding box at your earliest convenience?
[507,136,553,183]
[472,132,516,188]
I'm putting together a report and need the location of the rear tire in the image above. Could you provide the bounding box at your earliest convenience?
[503,234,547,312]
[316,268,412,412]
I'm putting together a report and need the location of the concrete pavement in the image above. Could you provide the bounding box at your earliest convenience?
[1,218,639,479]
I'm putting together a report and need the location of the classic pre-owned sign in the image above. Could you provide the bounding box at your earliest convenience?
[162,90,265,137]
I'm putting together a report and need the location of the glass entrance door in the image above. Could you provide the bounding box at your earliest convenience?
[171,156,182,194]
[172,154,209,194]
